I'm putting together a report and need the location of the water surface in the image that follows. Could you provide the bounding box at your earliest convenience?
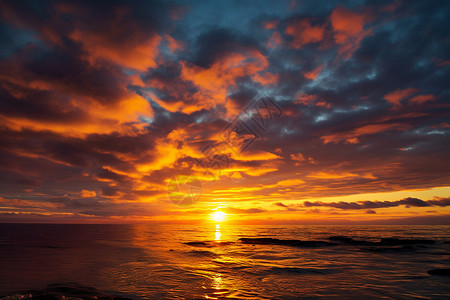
[0,224,449,299]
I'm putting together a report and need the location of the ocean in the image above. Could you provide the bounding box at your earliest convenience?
[0,224,449,299]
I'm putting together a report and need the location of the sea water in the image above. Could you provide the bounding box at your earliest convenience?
[0,224,449,299]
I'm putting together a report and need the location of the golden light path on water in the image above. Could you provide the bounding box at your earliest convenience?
[215,224,221,241]
[211,224,224,299]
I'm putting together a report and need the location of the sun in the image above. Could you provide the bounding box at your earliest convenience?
[211,211,226,222]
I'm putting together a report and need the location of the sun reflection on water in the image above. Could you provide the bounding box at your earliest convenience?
[213,273,223,290]
[215,224,221,241]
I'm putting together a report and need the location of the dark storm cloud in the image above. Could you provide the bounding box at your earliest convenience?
[188,28,261,68]
[302,197,450,210]
[0,127,164,206]
[0,85,88,123]
[249,0,450,194]
[0,0,174,43]
[427,198,450,207]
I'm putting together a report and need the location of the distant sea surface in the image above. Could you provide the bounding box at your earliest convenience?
[0,224,449,299]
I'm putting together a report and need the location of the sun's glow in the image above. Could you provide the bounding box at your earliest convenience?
[211,211,226,222]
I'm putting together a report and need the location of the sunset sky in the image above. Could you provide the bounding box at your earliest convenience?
[0,0,449,224]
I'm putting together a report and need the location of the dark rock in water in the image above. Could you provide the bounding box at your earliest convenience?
[329,236,436,247]
[239,238,337,248]
[329,236,354,243]
[380,238,435,245]
[269,266,341,275]
[0,283,132,299]
[183,241,233,248]
[328,236,373,246]
[427,269,450,276]
[184,241,212,247]
[361,245,418,253]
[239,236,437,250]
[187,250,217,257]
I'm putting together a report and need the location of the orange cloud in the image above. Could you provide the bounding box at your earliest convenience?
[345,137,360,144]
[303,66,323,80]
[71,29,161,71]
[165,34,184,53]
[237,151,281,161]
[266,31,283,49]
[308,171,360,179]
[409,94,437,104]
[264,20,279,30]
[307,171,376,180]
[275,178,305,186]
[159,50,270,116]
[321,123,411,144]
[0,80,153,137]
[290,153,305,166]
[285,19,325,49]
[295,93,320,105]
[437,122,450,128]
[253,72,279,86]
[384,88,419,107]
[330,7,373,59]
[315,101,331,109]
[81,190,97,198]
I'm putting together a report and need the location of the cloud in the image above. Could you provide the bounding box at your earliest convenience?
[285,19,325,49]
[409,94,437,105]
[0,0,174,70]
[80,190,96,198]
[0,0,450,223]
[266,31,283,49]
[226,207,266,214]
[330,6,373,59]
[320,123,411,144]
[303,197,450,210]
[427,197,450,207]
[303,66,323,80]
[384,88,420,107]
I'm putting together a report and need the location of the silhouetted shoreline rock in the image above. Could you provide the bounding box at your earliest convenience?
[427,269,450,276]
[0,283,133,300]
[184,241,212,247]
[328,236,373,246]
[362,246,417,253]
[328,236,436,246]
[237,236,439,252]
[380,238,435,245]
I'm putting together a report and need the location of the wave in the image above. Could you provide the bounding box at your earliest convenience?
[184,241,234,247]
[245,266,341,276]
[239,238,337,247]
[185,250,218,257]
[328,236,436,246]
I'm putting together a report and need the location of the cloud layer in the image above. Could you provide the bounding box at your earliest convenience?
[0,0,449,223]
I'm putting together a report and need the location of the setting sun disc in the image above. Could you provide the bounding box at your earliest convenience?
[211,211,226,222]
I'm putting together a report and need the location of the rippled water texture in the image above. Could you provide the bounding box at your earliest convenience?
[0,224,449,299]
